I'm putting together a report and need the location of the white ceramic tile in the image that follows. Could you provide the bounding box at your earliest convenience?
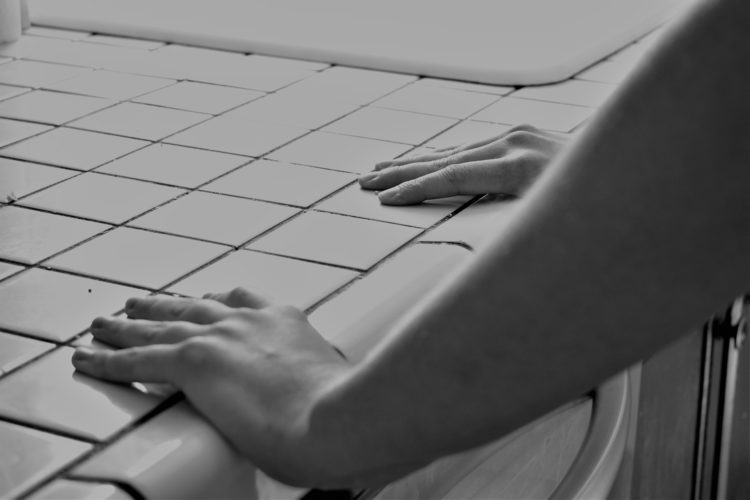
[0,268,143,342]
[280,66,416,104]
[0,36,72,58]
[250,211,420,270]
[0,90,113,125]
[48,227,228,289]
[0,158,73,201]
[316,184,468,228]
[25,27,91,40]
[169,249,357,310]
[0,347,166,441]
[12,39,143,70]
[202,159,354,207]
[309,244,470,359]
[374,84,498,119]
[97,143,247,188]
[71,402,275,500]
[512,80,617,108]
[420,195,519,249]
[268,131,410,174]
[0,262,24,280]
[70,102,209,141]
[0,331,52,374]
[20,173,184,224]
[576,60,634,84]
[0,84,28,102]
[0,206,109,264]
[0,420,90,499]
[129,191,298,245]
[323,107,457,145]
[471,97,593,133]
[94,48,192,80]
[27,480,133,500]
[0,60,90,88]
[0,117,51,147]
[45,70,175,100]
[423,121,512,150]
[84,34,165,50]
[224,93,359,129]
[165,115,307,157]
[133,81,264,115]
[608,40,655,65]
[416,77,514,96]
[246,54,329,73]
[2,127,147,170]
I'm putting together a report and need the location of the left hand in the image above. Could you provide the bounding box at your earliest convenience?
[72,288,353,487]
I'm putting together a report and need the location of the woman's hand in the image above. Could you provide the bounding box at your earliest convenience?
[359,125,567,205]
[72,288,353,487]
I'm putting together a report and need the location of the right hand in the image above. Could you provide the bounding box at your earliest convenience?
[358,125,567,205]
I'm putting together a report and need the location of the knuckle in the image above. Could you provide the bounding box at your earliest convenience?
[176,337,219,367]
[507,123,536,134]
[504,130,533,145]
[228,286,250,303]
[440,164,465,187]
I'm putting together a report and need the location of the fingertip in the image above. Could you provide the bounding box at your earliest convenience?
[72,347,96,369]
[378,187,407,205]
[374,161,393,171]
[358,171,378,188]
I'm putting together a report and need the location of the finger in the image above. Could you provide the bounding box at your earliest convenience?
[374,149,454,171]
[378,159,506,205]
[90,315,206,348]
[72,345,180,384]
[203,287,272,309]
[125,295,231,324]
[359,161,444,190]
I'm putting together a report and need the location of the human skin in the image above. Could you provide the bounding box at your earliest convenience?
[73,0,749,489]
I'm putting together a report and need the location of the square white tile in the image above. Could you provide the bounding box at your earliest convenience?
[24,27,91,40]
[83,34,165,50]
[576,60,634,84]
[0,84,28,102]
[323,107,457,145]
[1,127,148,170]
[269,131,410,174]
[165,115,307,157]
[0,90,113,126]
[169,249,357,310]
[512,80,617,108]
[186,55,315,92]
[416,77,514,96]
[0,331,52,374]
[471,97,593,132]
[373,84,498,119]
[0,60,90,88]
[249,211,420,270]
[423,121,512,150]
[0,206,109,264]
[133,81,264,115]
[97,143,247,188]
[280,66,416,104]
[0,158,73,202]
[245,54,329,73]
[202,159,354,207]
[0,262,24,281]
[70,102,209,141]
[0,118,51,148]
[224,93,359,129]
[20,173,184,224]
[45,70,175,100]
[129,191,298,245]
[48,227,227,289]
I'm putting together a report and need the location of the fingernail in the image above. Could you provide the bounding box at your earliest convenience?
[378,187,401,204]
[73,347,94,363]
[374,161,391,170]
[90,316,108,330]
[125,297,138,312]
[358,172,378,186]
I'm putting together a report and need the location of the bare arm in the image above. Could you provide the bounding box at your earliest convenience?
[308,0,750,486]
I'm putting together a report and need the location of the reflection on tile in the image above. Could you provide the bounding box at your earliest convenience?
[49,227,227,289]
[170,250,357,310]
[134,81,264,115]
[0,118,52,148]
[129,191,298,245]
[202,160,354,207]
[0,90,113,125]
[0,420,90,499]
[316,184,468,228]
[45,70,174,100]
[310,243,470,360]
[0,262,24,280]
[0,158,73,201]
[0,331,52,374]
[70,102,209,141]
[0,347,166,441]
[269,131,410,174]
[423,121,512,150]
[250,211,420,270]
[71,402,274,500]
[97,143,247,188]
[512,80,616,108]
[225,93,359,129]
[20,173,184,224]
[84,34,165,50]
[0,206,109,264]
[0,60,90,88]
[323,107,457,145]
[280,66,416,104]
[0,84,28,102]
[374,84,498,119]
[472,97,592,132]
[420,195,519,249]
[166,115,307,157]
[1,128,147,170]
[0,268,142,342]
[28,479,134,500]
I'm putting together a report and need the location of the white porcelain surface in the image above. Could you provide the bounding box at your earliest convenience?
[0,90,113,125]
[0,330,52,374]
[472,97,593,133]
[45,69,174,100]
[423,121,512,150]
[374,84,499,119]
[0,158,73,202]
[0,117,51,147]
[512,80,617,108]
[0,83,29,102]
[0,60,90,88]
[134,81,264,115]
[0,262,24,281]
[225,93,359,130]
